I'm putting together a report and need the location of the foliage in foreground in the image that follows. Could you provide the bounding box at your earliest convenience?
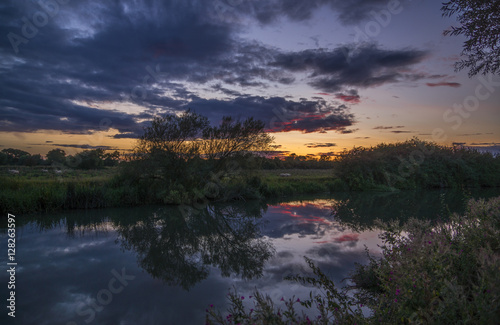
[441,0,500,76]
[206,196,500,324]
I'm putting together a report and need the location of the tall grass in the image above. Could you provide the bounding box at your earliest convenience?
[0,176,129,214]
[0,170,338,214]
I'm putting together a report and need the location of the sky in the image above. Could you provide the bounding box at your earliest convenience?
[1,0,499,157]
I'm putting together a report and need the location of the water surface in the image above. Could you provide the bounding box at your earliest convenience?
[1,189,499,324]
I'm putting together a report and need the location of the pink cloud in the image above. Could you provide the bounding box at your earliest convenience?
[333,233,359,243]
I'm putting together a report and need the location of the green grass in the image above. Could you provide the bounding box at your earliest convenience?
[0,167,340,214]
[0,165,117,180]
[0,168,126,214]
[256,169,345,197]
[258,169,334,180]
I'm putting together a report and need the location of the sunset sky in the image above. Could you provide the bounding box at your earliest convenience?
[1,0,499,157]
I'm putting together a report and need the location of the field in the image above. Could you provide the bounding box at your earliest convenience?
[0,165,117,181]
[257,168,333,180]
[254,168,341,198]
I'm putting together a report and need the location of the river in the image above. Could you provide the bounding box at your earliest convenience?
[1,188,499,324]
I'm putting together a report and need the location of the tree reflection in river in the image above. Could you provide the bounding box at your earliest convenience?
[113,201,274,290]
[330,188,500,231]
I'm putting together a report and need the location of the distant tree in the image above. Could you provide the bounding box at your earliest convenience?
[73,149,105,169]
[103,150,121,166]
[46,148,66,164]
[23,154,43,166]
[319,154,332,162]
[0,152,7,165]
[442,0,500,76]
[1,148,30,165]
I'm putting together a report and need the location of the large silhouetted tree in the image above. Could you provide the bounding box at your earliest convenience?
[138,109,209,159]
[201,116,274,161]
[133,110,273,180]
[442,0,500,76]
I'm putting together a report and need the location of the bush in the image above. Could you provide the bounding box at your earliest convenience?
[333,138,500,190]
[354,196,500,323]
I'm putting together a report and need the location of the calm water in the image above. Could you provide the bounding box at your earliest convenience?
[1,189,499,325]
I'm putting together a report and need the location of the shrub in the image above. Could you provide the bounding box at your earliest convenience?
[333,138,500,190]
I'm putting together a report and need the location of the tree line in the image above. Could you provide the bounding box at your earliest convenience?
[0,148,121,169]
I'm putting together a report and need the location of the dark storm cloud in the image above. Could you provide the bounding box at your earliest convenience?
[232,0,392,25]
[183,96,356,133]
[0,96,140,134]
[272,44,427,92]
[1,0,427,137]
[0,0,234,134]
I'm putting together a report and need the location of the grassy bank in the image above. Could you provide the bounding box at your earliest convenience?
[0,176,121,214]
[0,167,338,214]
[206,196,500,324]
